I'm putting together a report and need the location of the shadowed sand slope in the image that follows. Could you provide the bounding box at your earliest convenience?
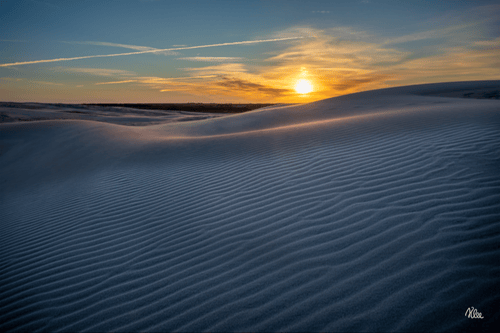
[1,81,499,332]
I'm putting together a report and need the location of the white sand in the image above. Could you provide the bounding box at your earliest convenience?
[1,81,499,331]
[0,103,225,126]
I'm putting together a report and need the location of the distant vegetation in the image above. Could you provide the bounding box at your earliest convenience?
[82,103,276,113]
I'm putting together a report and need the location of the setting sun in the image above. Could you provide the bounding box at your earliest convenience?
[295,79,313,94]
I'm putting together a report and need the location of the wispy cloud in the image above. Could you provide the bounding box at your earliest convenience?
[178,57,245,62]
[260,28,405,96]
[382,24,474,45]
[384,4,500,46]
[0,77,63,86]
[311,11,330,14]
[257,17,500,98]
[149,61,297,100]
[0,77,24,81]
[216,77,292,97]
[183,63,248,75]
[33,80,64,86]
[331,75,387,91]
[86,63,293,100]
[20,79,64,86]
[67,41,156,51]
[4,4,498,103]
[270,27,320,39]
[54,67,136,77]
[65,41,179,55]
[474,37,500,48]
[58,30,401,101]
[381,46,500,85]
[95,80,137,85]
[0,37,303,67]
[0,77,64,86]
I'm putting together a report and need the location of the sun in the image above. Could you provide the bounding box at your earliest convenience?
[295,79,313,94]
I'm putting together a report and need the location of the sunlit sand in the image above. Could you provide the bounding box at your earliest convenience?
[1,81,499,332]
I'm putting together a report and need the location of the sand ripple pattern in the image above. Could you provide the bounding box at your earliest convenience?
[1,85,500,332]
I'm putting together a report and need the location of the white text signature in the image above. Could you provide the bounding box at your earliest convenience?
[465,307,484,319]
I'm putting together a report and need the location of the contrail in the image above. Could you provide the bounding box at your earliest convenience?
[0,37,303,67]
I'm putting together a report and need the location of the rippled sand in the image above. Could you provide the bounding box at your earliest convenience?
[1,81,499,332]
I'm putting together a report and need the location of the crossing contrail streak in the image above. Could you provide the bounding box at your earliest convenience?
[0,37,303,67]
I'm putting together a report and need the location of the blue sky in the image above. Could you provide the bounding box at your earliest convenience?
[1,0,499,103]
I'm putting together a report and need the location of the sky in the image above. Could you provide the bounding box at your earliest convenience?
[0,0,499,103]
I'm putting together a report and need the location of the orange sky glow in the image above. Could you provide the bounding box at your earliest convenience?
[1,2,499,103]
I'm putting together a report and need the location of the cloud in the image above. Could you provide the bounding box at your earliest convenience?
[384,4,500,47]
[325,27,372,41]
[0,77,23,81]
[54,67,136,77]
[67,41,157,52]
[382,24,474,45]
[268,24,500,96]
[216,77,292,97]
[381,46,500,85]
[270,27,320,39]
[183,63,248,75]
[66,41,179,55]
[474,37,500,48]
[29,80,64,86]
[312,11,330,14]
[4,5,498,103]
[1,77,63,86]
[56,30,399,101]
[178,57,245,62]
[94,74,216,87]
[0,37,303,67]
[331,75,387,91]
[91,65,293,101]
[266,29,408,69]
[95,80,137,85]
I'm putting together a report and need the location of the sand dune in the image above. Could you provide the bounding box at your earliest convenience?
[0,102,227,126]
[1,81,499,331]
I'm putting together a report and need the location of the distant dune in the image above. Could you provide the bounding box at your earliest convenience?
[0,102,229,126]
[0,103,278,126]
[1,81,499,332]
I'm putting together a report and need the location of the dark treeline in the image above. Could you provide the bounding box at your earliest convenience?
[82,103,276,113]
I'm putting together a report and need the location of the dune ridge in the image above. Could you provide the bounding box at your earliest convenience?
[1,81,499,331]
